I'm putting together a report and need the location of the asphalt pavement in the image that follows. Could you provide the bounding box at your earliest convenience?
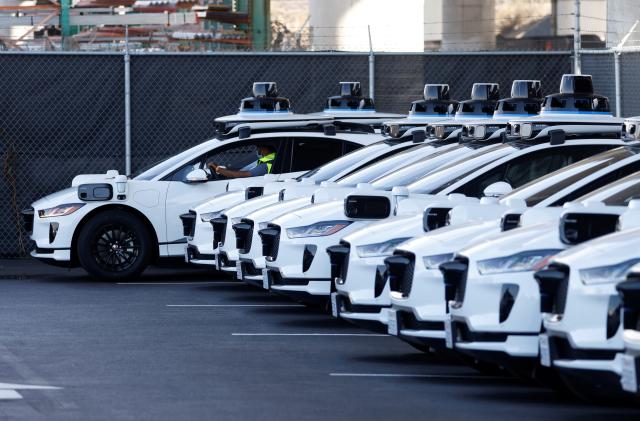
[0,259,639,420]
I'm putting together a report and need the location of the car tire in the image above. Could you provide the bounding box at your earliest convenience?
[77,210,153,281]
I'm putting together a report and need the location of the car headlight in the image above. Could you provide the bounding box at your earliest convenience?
[200,210,223,222]
[356,237,411,258]
[286,221,352,238]
[38,203,85,218]
[423,253,454,270]
[579,258,640,286]
[477,249,561,275]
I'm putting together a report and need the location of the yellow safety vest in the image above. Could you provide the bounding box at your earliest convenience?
[257,152,276,174]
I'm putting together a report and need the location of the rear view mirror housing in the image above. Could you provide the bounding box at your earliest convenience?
[185,169,209,184]
[483,181,512,198]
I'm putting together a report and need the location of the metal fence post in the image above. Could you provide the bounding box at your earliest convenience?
[124,26,132,175]
[573,0,581,74]
[368,25,374,100]
[614,49,621,117]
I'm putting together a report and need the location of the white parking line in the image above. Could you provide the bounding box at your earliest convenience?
[232,333,390,337]
[117,282,241,285]
[329,373,507,379]
[167,304,304,307]
[0,382,62,401]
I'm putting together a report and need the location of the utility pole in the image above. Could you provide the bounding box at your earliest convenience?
[573,0,581,74]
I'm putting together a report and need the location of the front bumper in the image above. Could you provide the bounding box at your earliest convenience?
[185,244,216,266]
[185,219,216,265]
[265,268,330,306]
[389,267,448,343]
[30,248,72,266]
[332,292,390,333]
[387,308,446,350]
[449,269,542,358]
[542,331,627,398]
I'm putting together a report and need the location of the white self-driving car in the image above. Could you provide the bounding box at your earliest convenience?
[537,223,640,400]
[185,84,455,268]
[24,83,381,280]
[617,264,640,397]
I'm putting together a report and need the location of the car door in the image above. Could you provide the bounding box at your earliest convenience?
[163,138,286,256]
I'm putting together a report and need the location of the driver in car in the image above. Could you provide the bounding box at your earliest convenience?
[208,144,276,179]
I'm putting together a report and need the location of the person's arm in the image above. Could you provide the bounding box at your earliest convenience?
[216,167,251,178]
[207,162,251,178]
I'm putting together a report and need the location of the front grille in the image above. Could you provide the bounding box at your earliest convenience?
[423,207,451,231]
[21,207,34,234]
[617,277,640,330]
[179,210,197,237]
[385,251,416,298]
[327,241,350,285]
[500,213,522,232]
[440,256,469,308]
[210,216,228,249]
[535,263,570,315]
[259,224,281,261]
[233,219,254,254]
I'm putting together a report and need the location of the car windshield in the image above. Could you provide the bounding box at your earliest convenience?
[336,143,436,186]
[298,140,391,182]
[133,139,218,180]
[407,144,512,193]
[370,145,467,190]
[502,147,639,206]
[577,171,640,206]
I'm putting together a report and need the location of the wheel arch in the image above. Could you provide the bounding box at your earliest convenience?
[70,204,160,264]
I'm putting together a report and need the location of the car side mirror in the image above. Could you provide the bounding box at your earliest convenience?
[483,181,512,198]
[185,168,209,184]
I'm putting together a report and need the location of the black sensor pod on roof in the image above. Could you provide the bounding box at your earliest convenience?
[409,84,458,116]
[325,81,375,111]
[239,82,291,112]
[542,74,610,113]
[455,83,500,117]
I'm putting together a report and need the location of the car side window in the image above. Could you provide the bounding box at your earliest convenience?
[550,160,640,206]
[454,145,613,198]
[167,139,286,182]
[288,138,344,172]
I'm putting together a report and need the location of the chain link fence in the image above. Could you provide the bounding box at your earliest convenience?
[1,49,633,257]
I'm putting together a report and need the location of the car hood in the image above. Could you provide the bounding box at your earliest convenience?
[245,197,311,223]
[32,187,78,209]
[342,214,422,246]
[223,193,279,218]
[397,220,500,258]
[460,221,559,261]
[192,190,245,214]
